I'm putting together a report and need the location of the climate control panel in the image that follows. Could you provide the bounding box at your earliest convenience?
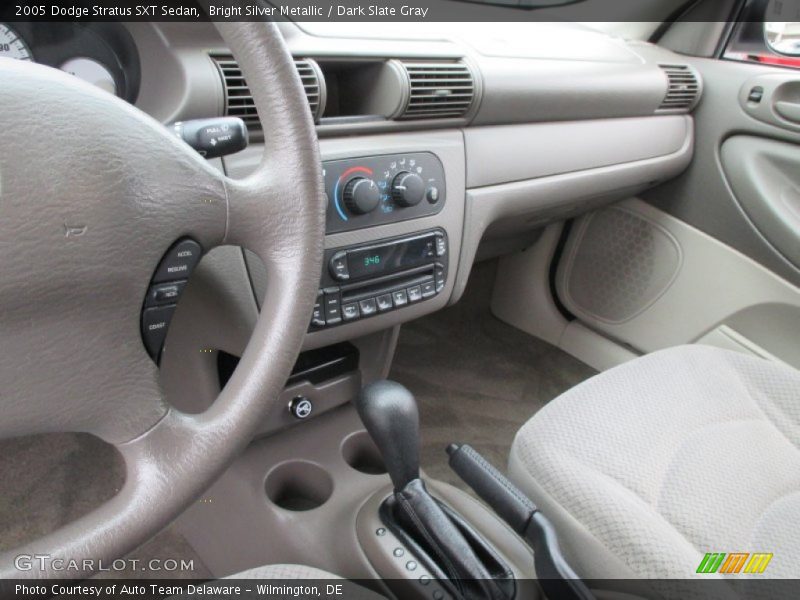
[324,152,445,234]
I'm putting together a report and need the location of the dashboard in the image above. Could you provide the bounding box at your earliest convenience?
[0,20,701,422]
[0,22,140,101]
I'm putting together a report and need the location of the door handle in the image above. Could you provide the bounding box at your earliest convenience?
[774,100,800,122]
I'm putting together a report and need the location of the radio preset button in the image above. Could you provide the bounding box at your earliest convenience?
[392,290,409,306]
[376,294,393,312]
[407,285,422,302]
[329,251,350,281]
[359,298,378,316]
[342,303,360,321]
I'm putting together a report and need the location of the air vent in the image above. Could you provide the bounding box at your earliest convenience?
[211,54,324,129]
[657,64,700,113]
[398,61,476,120]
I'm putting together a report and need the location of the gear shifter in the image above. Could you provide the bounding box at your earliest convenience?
[355,380,420,490]
[355,381,513,600]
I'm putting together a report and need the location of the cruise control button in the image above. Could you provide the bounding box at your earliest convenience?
[153,239,202,283]
[421,280,436,299]
[376,294,393,312]
[392,289,408,306]
[146,281,186,307]
[407,285,422,302]
[324,290,342,325]
[342,302,360,321]
[359,298,377,316]
[141,305,176,359]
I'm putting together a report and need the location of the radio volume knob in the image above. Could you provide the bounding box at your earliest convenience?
[391,172,425,207]
[343,177,381,215]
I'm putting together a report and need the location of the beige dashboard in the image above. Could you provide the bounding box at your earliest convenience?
[131,20,699,424]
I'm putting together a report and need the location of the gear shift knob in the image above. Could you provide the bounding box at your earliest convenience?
[355,380,420,491]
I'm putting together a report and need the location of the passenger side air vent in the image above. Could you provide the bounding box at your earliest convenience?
[211,53,325,129]
[657,64,700,113]
[398,61,476,120]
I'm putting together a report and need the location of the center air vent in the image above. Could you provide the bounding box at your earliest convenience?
[398,61,476,120]
[211,54,325,129]
[657,64,700,113]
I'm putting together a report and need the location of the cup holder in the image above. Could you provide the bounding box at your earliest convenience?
[265,460,333,511]
[341,430,387,475]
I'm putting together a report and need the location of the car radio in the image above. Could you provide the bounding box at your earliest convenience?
[310,229,447,330]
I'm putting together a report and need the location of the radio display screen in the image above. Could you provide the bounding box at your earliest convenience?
[347,236,434,279]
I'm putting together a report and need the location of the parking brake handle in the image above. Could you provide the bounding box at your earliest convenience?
[447,443,595,600]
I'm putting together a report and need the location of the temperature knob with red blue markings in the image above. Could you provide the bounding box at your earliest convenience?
[343,177,381,215]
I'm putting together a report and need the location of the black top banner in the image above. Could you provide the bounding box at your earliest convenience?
[0,0,763,23]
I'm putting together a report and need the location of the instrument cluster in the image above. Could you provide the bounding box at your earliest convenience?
[0,22,140,102]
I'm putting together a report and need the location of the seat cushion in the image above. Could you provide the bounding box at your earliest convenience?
[230,564,351,579]
[509,345,800,579]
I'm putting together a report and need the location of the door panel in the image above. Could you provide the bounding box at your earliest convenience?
[544,25,800,368]
[720,135,800,267]
[645,57,800,288]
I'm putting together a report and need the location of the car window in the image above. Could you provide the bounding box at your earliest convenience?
[724,0,800,69]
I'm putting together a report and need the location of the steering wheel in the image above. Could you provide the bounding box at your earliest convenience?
[0,21,324,577]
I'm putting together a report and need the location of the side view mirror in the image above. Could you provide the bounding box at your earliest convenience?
[765,1,800,56]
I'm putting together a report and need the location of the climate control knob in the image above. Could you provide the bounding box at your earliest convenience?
[391,171,425,207]
[343,177,381,215]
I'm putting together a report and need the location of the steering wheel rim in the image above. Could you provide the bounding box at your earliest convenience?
[0,21,325,577]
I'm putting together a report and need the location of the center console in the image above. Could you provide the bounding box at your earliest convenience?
[281,130,465,349]
[170,132,538,597]
[311,150,449,331]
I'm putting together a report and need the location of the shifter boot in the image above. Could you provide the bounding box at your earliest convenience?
[382,478,515,600]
